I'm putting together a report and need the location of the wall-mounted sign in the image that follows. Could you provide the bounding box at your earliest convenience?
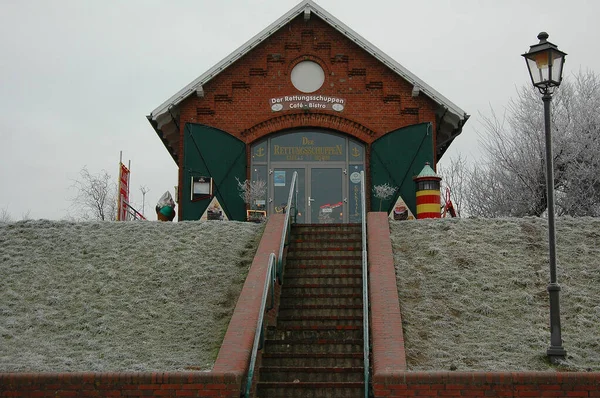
[274,171,286,187]
[350,171,362,184]
[270,95,345,112]
[191,176,213,201]
[117,162,130,221]
[201,196,228,221]
[389,195,415,221]
[270,131,346,162]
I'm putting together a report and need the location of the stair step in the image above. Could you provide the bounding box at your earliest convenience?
[278,315,362,321]
[286,274,362,280]
[280,298,362,306]
[278,307,362,318]
[266,327,363,341]
[285,255,362,261]
[277,317,362,328]
[292,235,361,240]
[256,381,364,398]
[285,263,362,270]
[290,241,361,249]
[259,366,364,382]
[273,325,362,332]
[285,269,362,278]
[280,293,362,306]
[284,277,362,287]
[288,246,362,258]
[291,238,361,243]
[285,259,362,267]
[281,290,361,295]
[283,287,361,295]
[292,231,362,237]
[261,352,364,367]
[285,282,361,287]
[292,224,361,231]
[264,339,363,354]
[279,304,363,310]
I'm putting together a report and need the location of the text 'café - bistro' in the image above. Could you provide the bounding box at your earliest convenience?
[147,0,469,223]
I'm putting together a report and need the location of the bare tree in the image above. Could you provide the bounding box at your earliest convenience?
[465,70,600,217]
[438,154,468,217]
[20,210,31,221]
[71,167,117,221]
[0,207,12,222]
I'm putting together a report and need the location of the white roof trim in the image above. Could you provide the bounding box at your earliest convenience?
[149,0,467,122]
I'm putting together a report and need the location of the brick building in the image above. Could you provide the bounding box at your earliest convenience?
[147,0,469,222]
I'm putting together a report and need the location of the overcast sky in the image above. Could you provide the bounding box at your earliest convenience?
[1,0,598,221]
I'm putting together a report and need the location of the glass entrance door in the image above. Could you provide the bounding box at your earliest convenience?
[252,130,365,223]
[271,166,345,224]
[272,168,306,224]
[308,167,344,224]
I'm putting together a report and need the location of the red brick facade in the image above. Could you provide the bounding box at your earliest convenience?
[177,15,438,146]
[174,14,439,205]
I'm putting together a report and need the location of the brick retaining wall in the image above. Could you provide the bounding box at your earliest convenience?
[373,371,600,397]
[0,372,239,397]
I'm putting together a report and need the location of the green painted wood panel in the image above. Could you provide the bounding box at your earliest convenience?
[370,123,434,215]
[183,123,247,221]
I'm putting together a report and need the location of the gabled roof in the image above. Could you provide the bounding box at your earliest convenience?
[147,0,469,161]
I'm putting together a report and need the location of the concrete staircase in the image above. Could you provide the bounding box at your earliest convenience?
[255,223,367,398]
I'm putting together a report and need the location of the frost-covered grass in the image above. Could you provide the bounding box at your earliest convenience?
[390,217,600,372]
[0,220,263,372]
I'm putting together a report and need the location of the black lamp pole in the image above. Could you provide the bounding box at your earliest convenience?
[522,32,567,364]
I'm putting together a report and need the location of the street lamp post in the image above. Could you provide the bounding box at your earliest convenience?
[522,32,567,364]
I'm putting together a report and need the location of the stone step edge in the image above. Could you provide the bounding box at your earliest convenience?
[279,304,363,309]
[293,223,360,227]
[288,246,362,252]
[278,315,362,320]
[260,366,364,373]
[265,338,363,345]
[291,237,361,242]
[285,255,362,260]
[292,229,361,233]
[283,282,362,289]
[285,263,362,267]
[279,291,362,299]
[285,274,362,279]
[262,352,363,358]
[284,270,362,274]
[268,326,362,332]
[256,381,364,388]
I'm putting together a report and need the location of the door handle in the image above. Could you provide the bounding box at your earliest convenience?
[308,197,315,206]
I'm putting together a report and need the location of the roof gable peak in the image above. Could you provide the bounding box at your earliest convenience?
[149,0,467,133]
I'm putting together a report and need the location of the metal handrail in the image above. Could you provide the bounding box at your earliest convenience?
[277,171,298,281]
[244,252,277,398]
[360,171,370,398]
[244,174,297,397]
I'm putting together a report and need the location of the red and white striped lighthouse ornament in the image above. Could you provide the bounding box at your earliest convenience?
[413,163,441,219]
